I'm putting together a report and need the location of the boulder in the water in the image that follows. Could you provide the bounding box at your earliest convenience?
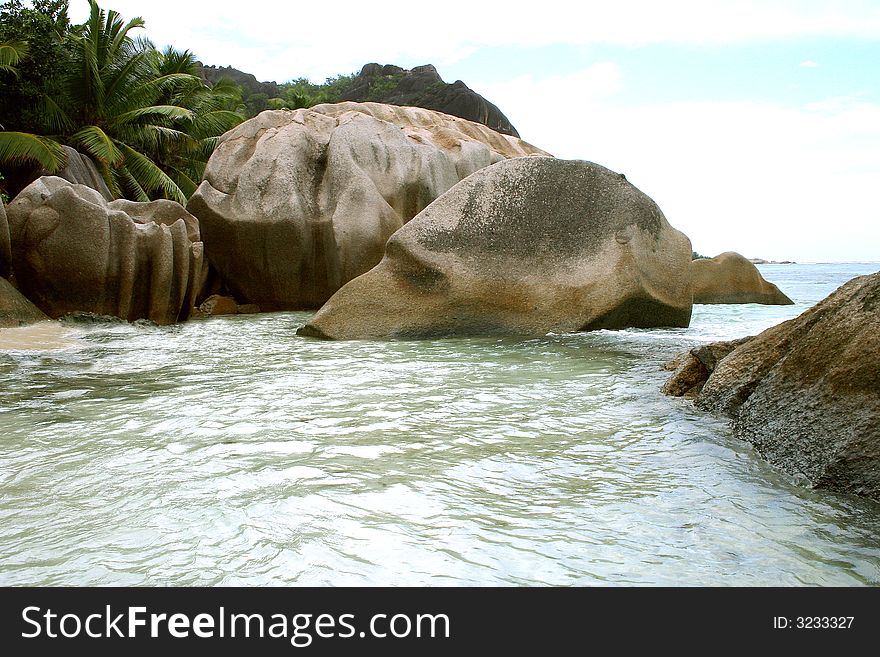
[186,102,549,310]
[684,272,880,501]
[691,252,793,304]
[300,157,693,339]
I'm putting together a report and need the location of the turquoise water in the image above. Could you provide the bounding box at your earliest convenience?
[0,263,878,585]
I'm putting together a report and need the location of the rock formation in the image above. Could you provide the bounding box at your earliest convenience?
[44,146,114,201]
[662,337,752,397]
[194,294,260,317]
[6,177,204,325]
[299,157,693,340]
[341,63,520,137]
[187,102,549,310]
[691,252,793,304]
[1,199,10,280]
[0,276,48,328]
[196,63,279,99]
[667,272,880,501]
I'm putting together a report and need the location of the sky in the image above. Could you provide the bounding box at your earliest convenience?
[68,0,880,262]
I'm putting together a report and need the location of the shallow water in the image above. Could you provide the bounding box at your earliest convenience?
[1,263,879,585]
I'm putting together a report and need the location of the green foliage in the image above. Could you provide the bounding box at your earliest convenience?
[0,39,28,76]
[316,73,355,103]
[268,73,357,112]
[0,0,70,133]
[366,73,402,102]
[0,130,66,170]
[0,0,243,203]
[692,251,709,260]
[244,92,268,116]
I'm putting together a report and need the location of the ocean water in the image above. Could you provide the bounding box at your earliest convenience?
[0,263,878,586]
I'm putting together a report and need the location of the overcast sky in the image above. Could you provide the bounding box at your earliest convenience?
[69,0,880,262]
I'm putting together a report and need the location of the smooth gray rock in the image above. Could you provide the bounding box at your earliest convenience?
[300,157,693,340]
[187,103,549,310]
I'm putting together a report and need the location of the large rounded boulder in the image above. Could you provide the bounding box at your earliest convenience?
[694,271,880,500]
[186,102,549,310]
[691,252,793,304]
[1,199,11,280]
[299,157,693,340]
[6,177,204,325]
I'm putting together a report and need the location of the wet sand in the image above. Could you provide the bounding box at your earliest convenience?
[0,322,80,351]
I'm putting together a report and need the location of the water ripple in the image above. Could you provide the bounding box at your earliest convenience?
[1,263,880,585]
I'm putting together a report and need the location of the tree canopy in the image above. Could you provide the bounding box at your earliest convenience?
[0,0,243,203]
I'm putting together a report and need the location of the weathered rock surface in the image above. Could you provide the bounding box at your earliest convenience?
[1,199,10,280]
[692,252,793,304]
[662,337,752,397]
[342,63,520,137]
[6,177,204,325]
[299,158,693,340]
[0,276,48,328]
[195,294,260,317]
[45,146,114,201]
[692,272,880,501]
[187,102,549,310]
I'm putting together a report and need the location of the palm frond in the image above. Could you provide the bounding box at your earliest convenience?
[37,95,75,134]
[189,110,243,139]
[114,104,195,126]
[71,125,124,166]
[0,40,29,76]
[118,167,150,202]
[164,164,199,199]
[117,142,186,204]
[0,132,67,171]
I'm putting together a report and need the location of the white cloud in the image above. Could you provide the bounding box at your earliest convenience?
[63,0,879,261]
[799,60,820,67]
[67,1,880,82]
[476,71,880,262]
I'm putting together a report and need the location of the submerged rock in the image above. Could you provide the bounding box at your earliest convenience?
[662,338,752,397]
[691,252,793,305]
[299,158,693,340]
[0,276,48,328]
[187,102,549,310]
[681,272,880,501]
[195,294,261,317]
[6,177,204,325]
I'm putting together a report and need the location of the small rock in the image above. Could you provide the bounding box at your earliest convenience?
[198,295,239,316]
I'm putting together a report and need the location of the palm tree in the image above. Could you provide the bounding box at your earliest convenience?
[0,0,243,203]
[141,47,243,199]
[0,38,67,172]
